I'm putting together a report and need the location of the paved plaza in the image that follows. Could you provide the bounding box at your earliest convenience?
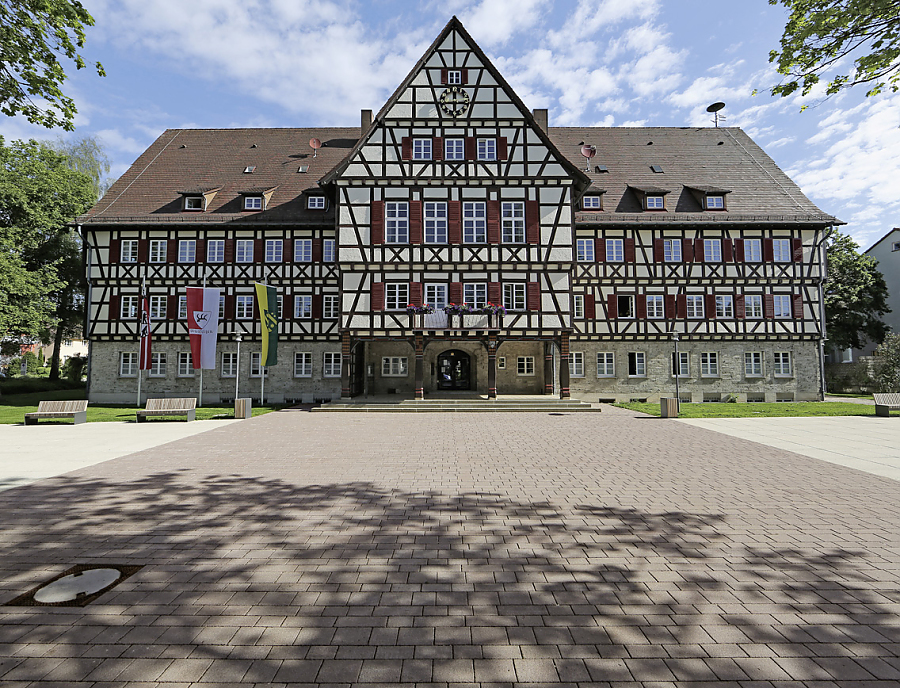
[1,406,899,686]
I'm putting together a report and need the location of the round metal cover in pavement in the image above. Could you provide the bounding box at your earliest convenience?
[33,568,121,603]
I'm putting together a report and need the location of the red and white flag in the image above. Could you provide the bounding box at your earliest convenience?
[138,279,152,370]
[187,286,220,369]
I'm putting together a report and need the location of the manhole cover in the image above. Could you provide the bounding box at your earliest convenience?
[5,564,142,607]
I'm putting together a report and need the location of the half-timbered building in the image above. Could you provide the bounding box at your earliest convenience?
[80,17,840,404]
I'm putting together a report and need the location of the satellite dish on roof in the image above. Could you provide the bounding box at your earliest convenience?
[580,144,596,172]
[309,138,321,158]
[706,102,726,127]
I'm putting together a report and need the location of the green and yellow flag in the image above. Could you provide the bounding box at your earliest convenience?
[255,283,278,366]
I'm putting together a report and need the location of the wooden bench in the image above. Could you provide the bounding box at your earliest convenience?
[873,393,900,417]
[136,397,196,422]
[24,400,88,425]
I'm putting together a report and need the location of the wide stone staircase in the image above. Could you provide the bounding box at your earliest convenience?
[311,397,601,413]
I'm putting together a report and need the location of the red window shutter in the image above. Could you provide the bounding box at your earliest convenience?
[109,239,120,264]
[635,294,647,319]
[682,238,694,262]
[254,238,264,262]
[222,294,233,319]
[252,296,260,321]
[487,200,500,244]
[448,201,461,243]
[196,239,206,263]
[498,137,508,161]
[409,201,423,244]
[167,294,178,319]
[488,282,501,304]
[764,294,775,318]
[723,239,734,262]
[584,293,596,319]
[624,238,636,262]
[138,240,149,263]
[167,240,177,263]
[410,281,423,305]
[653,239,664,263]
[595,238,604,262]
[109,294,119,320]
[224,239,234,262]
[763,238,774,262]
[735,294,745,319]
[526,282,540,310]
[694,239,705,262]
[465,137,476,160]
[401,137,412,160]
[607,294,618,319]
[433,137,443,161]
[312,294,323,319]
[461,68,468,84]
[371,201,384,244]
[525,200,540,244]
[793,294,803,318]
[665,295,676,318]
[449,282,462,304]
[676,295,687,318]
[734,239,745,262]
[308,238,320,263]
[371,282,385,311]
[705,294,717,319]
[440,68,448,84]
[792,238,803,262]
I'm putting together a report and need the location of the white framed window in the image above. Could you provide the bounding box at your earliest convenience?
[893,241,900,252]
[250,352,268,377]
[385,201,409,243]
[178,240,196,263]
[477,138,496,161]
[177,352,194,377]
[149,295,167,320]
[745,295,763,319]
[382,357,408,376]
[774,351,792,376]
[412,139,432,160]
[323,352,342,378]
[425,284,447,309]
[119,352,137,377]
[744,238,762,262]
[307,196,326,210]
[294,352,312,378]
[235,239,254,263]
[606,238,624,262]
[323,238,336,262]
[501,201,525,243]
[841,348,853,363]
[221,351,237,378]
[120,295,139,319]
[447,70,462,85]
[149,352,167,378]
[385,283,409,310]
[628,352,646,377]
[149,239,167,263]
[663,239,681,262]
[773,238,792,262]
[703,238,722,262]
[294,295,312,319]
[120,239,138,263]
[745,352,763,377]
[424,202,448,243]
[701,352,719,377]
[236,295,254,319]
[184,196,203,211]
[773,294,792,319]
[582,195,602,209]
[445,139,465,160]
[686,295,704,319]
[706,195,725,209]
[323,295,339,319]
[265,239,282,263]
[617,294,635,319]
[503,283,526,311]
[218,295,225,319]
[463,201,486,243]
[294,238,312,262]
[178,295,187,319]
[672,351,689,377]
[207,239,224,263]
[464,283,487,309]
[570,352,584,377]
[576,238,594,262]
[517,356,534,376]
[244,196,262,211]
[498,357,506,370]
[276,295,283,320]
[715,295,734,318]
[597,352,615,377]
[573,294,584,319]
[646,295,664,319]
[645,195,664,209]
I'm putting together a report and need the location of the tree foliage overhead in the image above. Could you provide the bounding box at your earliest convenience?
[767,0,900,99]
[874,332,900,391]
[0,0,105,131]
[824,230,890,351]
[51,135,112,200]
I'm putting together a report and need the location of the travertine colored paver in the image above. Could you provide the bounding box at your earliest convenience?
[0,404,899,687]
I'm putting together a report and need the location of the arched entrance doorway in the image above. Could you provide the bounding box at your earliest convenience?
[436,350,471,390]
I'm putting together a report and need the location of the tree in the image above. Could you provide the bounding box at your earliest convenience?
[0,0,105,131]
[874,332,900,391]
[766,0,900,100]
[824,230,890,351]
[52,135,112,199]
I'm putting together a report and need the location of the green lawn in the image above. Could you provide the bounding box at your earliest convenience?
[614,401,885,418]
[0,389,281,424]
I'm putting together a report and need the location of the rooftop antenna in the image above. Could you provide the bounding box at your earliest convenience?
[706,101,726,127]
[309,137,322,158]
[580,144,596,172]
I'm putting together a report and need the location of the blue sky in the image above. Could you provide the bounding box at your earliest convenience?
[2,0,897,250]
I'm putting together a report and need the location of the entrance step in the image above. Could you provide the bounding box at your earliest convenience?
[312,398,601,413]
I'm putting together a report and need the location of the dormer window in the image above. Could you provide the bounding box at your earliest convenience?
[582,195,602,210]
[244,196,263,211]
[646,195,665,210]
[184,196,203,211]
[705,195,725,210]
[308,196,326,210]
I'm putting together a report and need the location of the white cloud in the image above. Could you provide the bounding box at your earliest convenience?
[461,0,546,47]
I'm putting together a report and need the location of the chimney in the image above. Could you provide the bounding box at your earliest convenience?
[532,108,548,132]
[361,109,373,132]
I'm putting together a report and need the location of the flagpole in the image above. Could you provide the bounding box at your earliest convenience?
[261,363,265,405]
[198,267,208,407]
[137,369,141,408]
